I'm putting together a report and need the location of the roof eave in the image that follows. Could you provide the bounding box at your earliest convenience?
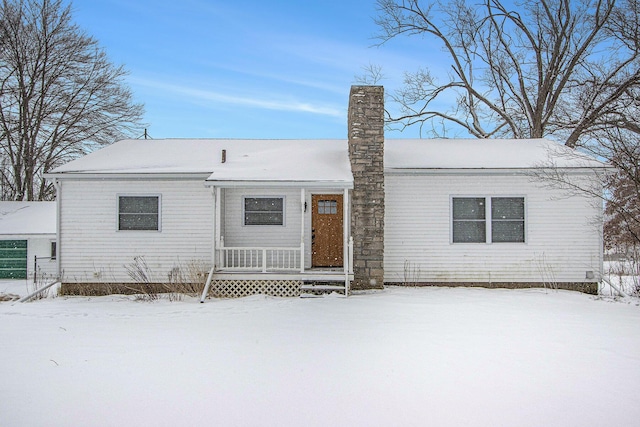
[43,172,213,180]
[384,166,609,175]
[204,180,354,189]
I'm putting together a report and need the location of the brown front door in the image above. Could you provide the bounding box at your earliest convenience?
[312,194,343,267]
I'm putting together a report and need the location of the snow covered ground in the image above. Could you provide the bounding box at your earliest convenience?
[1,281,639,426]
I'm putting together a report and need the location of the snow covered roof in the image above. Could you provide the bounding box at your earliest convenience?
[0,201,56,235]
[48,139,354,186]
[204,139,353,186]
[385,138,605,170]
[47,138,604,183]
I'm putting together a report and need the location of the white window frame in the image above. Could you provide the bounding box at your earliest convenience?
[451,196,526,244]
[242,195,286,226]
[117,194,162,232]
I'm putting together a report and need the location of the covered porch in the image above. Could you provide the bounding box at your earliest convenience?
[201,184,353,300]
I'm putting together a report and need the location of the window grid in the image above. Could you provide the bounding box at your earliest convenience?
[318,200,338,215]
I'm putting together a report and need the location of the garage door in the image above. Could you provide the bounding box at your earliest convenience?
[0,240,27,279]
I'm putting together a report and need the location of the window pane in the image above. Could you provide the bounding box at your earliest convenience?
[453,198,485,220]
[119,196,158,214]
[244,197,283,212]
[119,213,159,230]
[244,212,283,226]
[492,221,525,242]
[453,221,486,243]
[492,198,524,220]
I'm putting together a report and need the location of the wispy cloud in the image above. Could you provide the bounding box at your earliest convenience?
[262,33,431,88]
[130,77,343,118]
[191,60,347,95]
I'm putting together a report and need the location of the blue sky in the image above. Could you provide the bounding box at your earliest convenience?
[70,0,435,139]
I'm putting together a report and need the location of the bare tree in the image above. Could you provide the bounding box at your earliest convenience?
[0,0,144,201]
[594,129,640,250]
[375,0,640,146]
[354,63,386,85]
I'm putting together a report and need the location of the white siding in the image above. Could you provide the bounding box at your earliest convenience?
[384,173,603,284]
[59,179,213,283]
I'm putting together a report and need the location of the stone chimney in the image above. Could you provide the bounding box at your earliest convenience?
[348,85,385,290]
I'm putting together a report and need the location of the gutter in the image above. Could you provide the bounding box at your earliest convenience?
[43,172,211,181]
[384,167,610,176]
[53,179,62,279]
[204,180,354,189]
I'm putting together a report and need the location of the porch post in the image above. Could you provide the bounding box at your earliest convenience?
[300,188,305,273]
[343,187,350,292]
[211,187,217,270]
[215,187,222,270]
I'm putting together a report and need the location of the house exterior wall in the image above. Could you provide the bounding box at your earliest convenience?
[384,172,603,286]
[58,178,213,283]
[54,169,603,292]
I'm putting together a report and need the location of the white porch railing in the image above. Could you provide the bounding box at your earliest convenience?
[214,237,354,275]
[217,238,303,272]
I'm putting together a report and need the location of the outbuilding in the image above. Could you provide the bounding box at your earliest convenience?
[0,201,57,280]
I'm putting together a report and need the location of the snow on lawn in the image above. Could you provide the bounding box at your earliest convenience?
[1,286,639,427]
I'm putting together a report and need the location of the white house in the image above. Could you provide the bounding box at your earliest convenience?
[45,86,607,297]
[0,201,57,280]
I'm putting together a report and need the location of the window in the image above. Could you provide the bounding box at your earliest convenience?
[452,197,525,243]
[491,197,525,243]
[243,197,284,226]
[50,241,57,260]
[318,200,338,215]
[118,196,160,231]
[452,197,486,243]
